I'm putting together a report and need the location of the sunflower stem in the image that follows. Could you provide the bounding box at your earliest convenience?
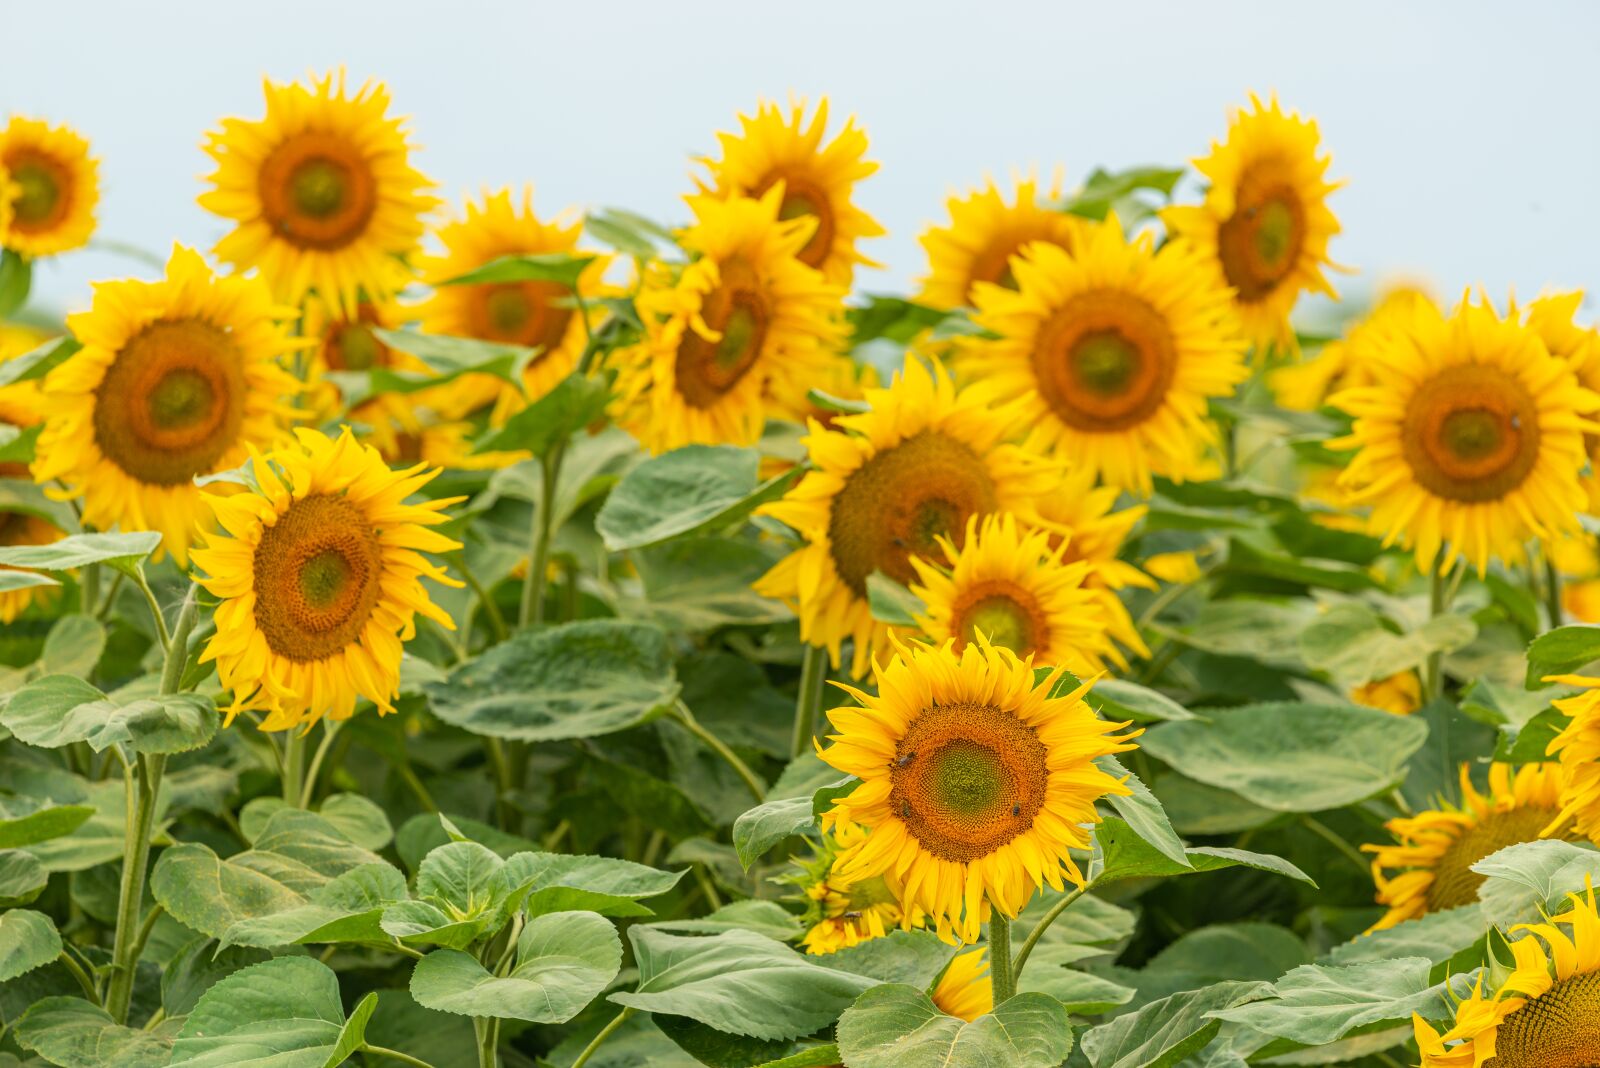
[571,1008,634,1068]
[1423,561,1459,703]
[673,700,765,802]
[104,750,166,1024]
[83,563,101,619]
[300,718,343,808]
[792,643,828,759]
[1011,883,1089,983]
[474,1016,500,1068]
[1301,815,1370,875]
[988,912,1017,1004]
[455,551,508,646]
[518,446,562,628]
[1544,549,1565,630]
[282,728,307,808]
[133,566,172,654]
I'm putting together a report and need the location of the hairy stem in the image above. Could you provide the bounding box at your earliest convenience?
[791,643,828,759]
[571,1007,635,1068]
[988,912,1016,1004]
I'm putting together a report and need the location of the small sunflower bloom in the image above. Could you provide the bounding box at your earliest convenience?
[0,116,98,257]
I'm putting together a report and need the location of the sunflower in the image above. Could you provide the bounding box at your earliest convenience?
[0,323,51,438]
[695,98,882,288]
[200,70,436,316]
[192,427,462,731]
[1330,295,1599,577]
[909,513,1118,674]
[1270,284,1436,411]
[754,358,1057,678]
[1551,534,1600,624]
[1413,882,1600,1067]
[31,246,303,565]
[0,512,64,623]
[1349,671,1422,716]
[916,172,1083,309]
[1524,291,1600,514]
[0,116,98,257]
[932,949,993,1021]
[299,296,423,417]
[820,637,1138,944]
[613,187,845,454]
[418,188,607,421]
[796,821,922,955]
[357,392,524,472]
[1364,763,1572,932]
[1035,471,1154,665]
[967,215,1248,493]
[1162,93,1344,352]
[1543,677,1600,844]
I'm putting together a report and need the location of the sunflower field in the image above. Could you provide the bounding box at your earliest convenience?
[3,69,1600,1068]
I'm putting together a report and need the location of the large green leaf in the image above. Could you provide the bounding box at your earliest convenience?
[1298,601,1476,685]
[14,997,176,1068]
[815,929,959,989]
[1090,817,1315,886]
[1095,756,1189,869]
[409,910,621,1022]
[0,531,161,577]
[1089,679,1198,723]
[426,620,679,742]
[440,251,594,290]
[40,616,106,679]
[1138,702,1429,812]
[1472,839,1600,925]
[152,843,310,940]
[631,536,793,630]
[1322,906,1486,966]
[0,796,94,850]
[474,371,611,457]
[3,674,218,754]
[169,957,377,1067]
[610,928,875,1041]
[1078,980,1271,1068]
[0,909,60,982]
[499,851,683,918]
[1526,624,1600,686]
[596,445,798,551]
[835,987,1074,1068]
[0,849,48,906]
[220,863,408,950]
[161,938,273,1017]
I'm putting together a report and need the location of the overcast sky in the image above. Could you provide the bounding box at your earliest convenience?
[6,0,1597,323]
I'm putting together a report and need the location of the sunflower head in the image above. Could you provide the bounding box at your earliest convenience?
[1162,92,1344,352]
[931,948,993,1021]
[0,511,64,623]
[792,820,923,955]
[695,97,882,288]
[820,637,1138,943]
[967,215,1248,494]
[192,427,463,731]
[614,186,845,454]
[1331,294,1600,576]
[754,358,1058,677]
[1524,291,1600,514]
[0,116,98,257]
[1543,676,1600,845]
[916,171,1083,309]
[200,69,437,316]
[1349,671,1422,716]
[31,246,303,565]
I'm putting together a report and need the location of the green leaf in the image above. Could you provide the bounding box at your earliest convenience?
[317,793,394,851]
[0,797,94,849]
[409,910,622,1022]
[1208,958,1477,1046]
[847,296,955,346]
[631,535,792,629]
[161,938,273,1017]
[0,910,60,982]
[1,675,108,747]
[14,997,175,1068]
[370,328,535,395]
[1018,965,1136,1015]
[499,851,684,918]
[441,251,595,291]
[1095,756,1190,869]
[1078,980,1271,1068]
[1223,535,1379,593]
[866,571,923,627]
[1323,906,1486,967]
[0,531,161,577]
[1138,702,1429,812]
[21,779,126,871]
[84,693,221,754]
[1472,839,1600,925]
[1091,817,1315,886]
[1298,601,1476,685]
[610,928,875,1041]
[653,900,805,942]
[654,1014,798,1068]
[1493,704,1567,763]
[0,423,42,465]
[0,336,80,389]
[220,862,408,950]
[815,929,959,989]
[0,568,56,595]
[0,849,48,906]
[835,986,1074,1068]
[40,616,106,679]
[0,250,31,318]
[1090,678,1198,722]
[597,445,798,551]
[170,956,375,1068]
[1527,624,1600,686]
[426,620,680,742]
[151,843,309,940]
[474,371,612,458]
[731,796,814,869]
[1059,165,1186,221]
[586,208,673,257]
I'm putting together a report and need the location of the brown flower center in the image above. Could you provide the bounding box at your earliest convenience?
[468,282,574,354]
[674,257,770,408]
[1490,970,1600,1068]
[1032,290,1177,431]
[258,131,378,251]
[1424,806,1564,912]
[252,494,384,661]
[1401,364,1541,503]
[762,174,835,269]
[1216,159,1305,302]
[950,580,1045,657]
[5,149,71,232]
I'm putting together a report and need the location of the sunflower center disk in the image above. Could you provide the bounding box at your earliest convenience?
[93,319,245,485]
[330,323,385,371]
[1217,161,1305,300]
[1402,364,1541,503]
[473,282,573,353]
[1034,290,1177,431]
[1425,806,1560,912]
[258,132,378,250]
[9,155,66,228]
[890,702,1048,863]
[1491,970,1600,1068]
[843,876,899,913]
[954,586,1039,655]
[674,258,770,408]
[827,431,998,592]
[766,174,834,268]
[252,494,384,662]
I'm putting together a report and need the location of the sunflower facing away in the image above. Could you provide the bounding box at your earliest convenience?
[968,215,1248,493]
[695,98,882,288]
[1162,93,1344,352]
[820,637,1138,943]
[1524,291,1600,514]
[796,820,922,956]
[193,427,462,731]
[201,70,437,316]
[614,187,845,454]
[1364,762,1572,932]
[31,246,303,565]
[916,172,1083,309]
[1542,677,1600,845]
[1330,295,1599,576]
[1413,882,1600,1067]
[418,187,607,421]
[909,512,1118,674]
[0,116,98,257]
[754,358,1058,678]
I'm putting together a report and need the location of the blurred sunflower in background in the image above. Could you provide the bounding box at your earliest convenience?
[1349,671,1423,716]
[193,428,462,731]
[695,97,882,288]
[1331,295,1598,576]
[614,187,844,453]
[0,322,52,436]
[916,172,1082,309]
[201,70,436,315]
[795,820,922,955]
[820,637,1137,943]
[0,116,98,257]
[1543,678,1600,845]
[1035,472,1154,666]
[1163,93,1343,353]
[1364,763,1572,931]
[755,359,1057,677]
[969,215,1248,494]
[1271,284,1435,411]
[1524,290,1600,514]
[31,246,303,565]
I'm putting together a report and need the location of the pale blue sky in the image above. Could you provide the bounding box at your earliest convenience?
[5,0,1597,321]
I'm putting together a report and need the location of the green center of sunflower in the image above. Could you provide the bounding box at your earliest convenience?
[761,173,834,268]
[1490,970,1600,1068]
[1072,331,1141,396]
[715,304,761,370]
[334,324,383,371]
[299,549,354,608]
[929,740,1006,816]
[290,159,349,219]
[961,595,1033,652]
[1425,806,1560,912]
[253,494,385,662]
[1440,408,1503,461]
[1403,364,1542,503]
[673,260,770,408]
[147,369,217,431]
[486,287,532,335]
[12,163,60,224]
[1252,198,1297,273]
[843,877,899,913]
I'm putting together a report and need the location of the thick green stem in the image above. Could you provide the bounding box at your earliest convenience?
[57,950,98,1004]
[83,563,101,618]
[1011,884,1089,982]
[1424,562,1455,703]
[988,912,1017,1005]
[572,1007,635,1068]
[1545,550,1565,629]
[486,738,519,831]
[519,447,562,628]
[674,701,765,802]
[792,643,828,759]
[104,751,166,1023]
[300,719,343,808]
[475,1017,499,1068]
[282,729,307,807]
